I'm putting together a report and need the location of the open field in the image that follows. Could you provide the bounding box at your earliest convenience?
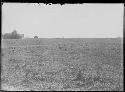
[1,38,123,91]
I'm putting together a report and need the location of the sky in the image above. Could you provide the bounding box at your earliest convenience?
[2,3,124,38]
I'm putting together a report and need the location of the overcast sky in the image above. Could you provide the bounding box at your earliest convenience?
[2,3,124,38]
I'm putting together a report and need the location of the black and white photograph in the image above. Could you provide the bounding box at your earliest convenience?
[1,3,124,91]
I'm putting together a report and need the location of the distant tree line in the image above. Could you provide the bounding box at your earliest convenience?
[2,30,24,39]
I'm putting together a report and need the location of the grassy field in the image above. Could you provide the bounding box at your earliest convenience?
[1,38,123,91]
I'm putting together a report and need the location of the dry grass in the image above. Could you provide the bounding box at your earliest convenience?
[1,38,123,91]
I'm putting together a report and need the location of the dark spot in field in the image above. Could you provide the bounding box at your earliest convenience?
[93,76,101,82]
[73,71,86,82]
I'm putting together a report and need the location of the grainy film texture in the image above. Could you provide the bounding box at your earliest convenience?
[1,3,124,91]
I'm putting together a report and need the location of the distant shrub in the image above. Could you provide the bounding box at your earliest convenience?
[34,36,38,38]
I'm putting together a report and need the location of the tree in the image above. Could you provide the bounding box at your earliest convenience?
[11,30,18,39]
